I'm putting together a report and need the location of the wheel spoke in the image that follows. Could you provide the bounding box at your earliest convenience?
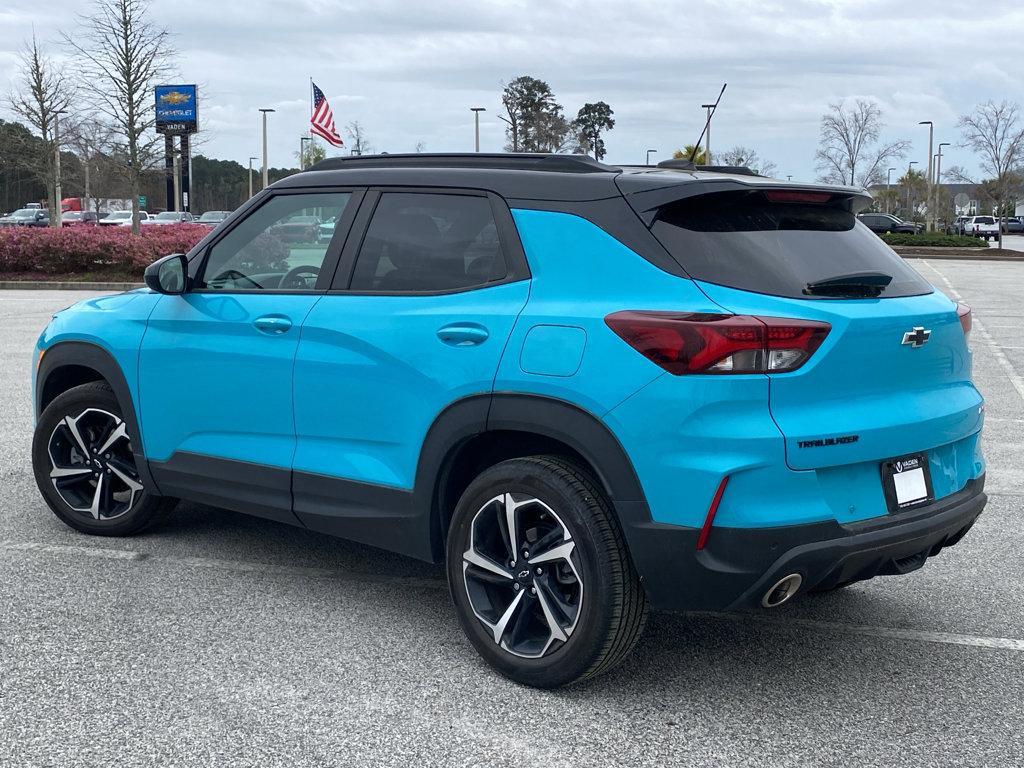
[490,588,526,645]
[94,421,127,456]
[50,465,93,479]
[534,580,568,645]
[108,463,143,494]
[87,474,105,520]
[63,415,91,457]
[527,539,575,566]
[463,546,513,581]
[502,493,519,559]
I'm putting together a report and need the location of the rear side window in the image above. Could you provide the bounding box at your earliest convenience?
[650,191,932,299]
[349,193,507,292]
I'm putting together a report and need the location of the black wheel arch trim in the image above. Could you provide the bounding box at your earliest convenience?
[416,392,651,564]
[35,341,160,493]
[483,393,645,503]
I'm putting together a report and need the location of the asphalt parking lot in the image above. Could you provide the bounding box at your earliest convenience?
[1,260,1023,766]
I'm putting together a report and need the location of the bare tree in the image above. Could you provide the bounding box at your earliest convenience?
[345,121,372,155]
[64,117,115,214]
[716,145,778,177]
[945,101,1024,225]
[63,0,173,233]
[7,32,74,225]
[815,100,909,187]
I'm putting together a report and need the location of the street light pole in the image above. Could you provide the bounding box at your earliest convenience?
[259,108,275,190]
[470,107,486,152]
[936,142,950,233]
[248,156,257,199]
[701,103,715,164]
[886,167,896,214]
[53,109,68,228]
[907,160,918,217]
[646,149,658,166]
[919,121,934,231]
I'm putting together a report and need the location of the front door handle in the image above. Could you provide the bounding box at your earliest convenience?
[437,323,489,346]
[253,315,293,335]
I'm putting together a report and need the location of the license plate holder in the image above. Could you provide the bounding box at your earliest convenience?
[880,453,934,512]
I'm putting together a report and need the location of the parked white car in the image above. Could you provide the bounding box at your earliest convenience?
[98,210,150,226]
[142,211,196,226]
[962,215,1000,241]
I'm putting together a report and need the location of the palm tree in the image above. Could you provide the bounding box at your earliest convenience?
[672,145,707,164]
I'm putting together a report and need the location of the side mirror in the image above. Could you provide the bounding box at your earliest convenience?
[144,253,189,295]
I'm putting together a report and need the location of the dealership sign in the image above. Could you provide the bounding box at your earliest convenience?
[155,84,198,134]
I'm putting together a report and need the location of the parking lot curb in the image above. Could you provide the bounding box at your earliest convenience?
[0,281,143,291]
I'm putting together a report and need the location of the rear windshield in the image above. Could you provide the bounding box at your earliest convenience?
[974,216,994,224]
[650,191,933,299]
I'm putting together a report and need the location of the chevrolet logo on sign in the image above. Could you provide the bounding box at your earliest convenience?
[159,91,191,105]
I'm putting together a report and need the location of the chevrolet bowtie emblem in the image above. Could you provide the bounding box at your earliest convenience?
[901,326,931,347]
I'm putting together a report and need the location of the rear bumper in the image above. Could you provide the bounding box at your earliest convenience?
[620,474,986,611]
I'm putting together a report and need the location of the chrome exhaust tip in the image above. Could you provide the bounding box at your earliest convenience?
[761,573,803,608]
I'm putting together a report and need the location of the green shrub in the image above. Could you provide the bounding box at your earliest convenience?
[881,233,988,248]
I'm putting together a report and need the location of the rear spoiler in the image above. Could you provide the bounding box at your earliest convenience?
[616,176,873,227]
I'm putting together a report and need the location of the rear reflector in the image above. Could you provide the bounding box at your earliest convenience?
[605,311,830,375]
[763,190,832,204]
[696,475,729,551]
[957,302,972,338]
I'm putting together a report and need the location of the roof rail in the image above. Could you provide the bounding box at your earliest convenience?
[307,153,620,174]
[656,159,759,176]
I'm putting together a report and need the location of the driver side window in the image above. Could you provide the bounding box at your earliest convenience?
[198,192,352,291]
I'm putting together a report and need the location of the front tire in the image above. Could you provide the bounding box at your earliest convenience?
[32,381,177,536]
[446,456,648,688]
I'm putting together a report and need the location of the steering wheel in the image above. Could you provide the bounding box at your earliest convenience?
[210,268,263,289]
[279,265,320,290]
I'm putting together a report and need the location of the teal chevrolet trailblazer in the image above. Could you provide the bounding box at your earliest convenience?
[31,153,986,687]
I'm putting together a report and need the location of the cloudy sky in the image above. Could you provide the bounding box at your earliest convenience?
[2,0,1022,181]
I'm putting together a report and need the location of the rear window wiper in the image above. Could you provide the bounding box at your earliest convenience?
[804,271,893,297]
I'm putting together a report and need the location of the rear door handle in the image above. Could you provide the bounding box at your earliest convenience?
[437,323,489,346]
[253,315,292,335]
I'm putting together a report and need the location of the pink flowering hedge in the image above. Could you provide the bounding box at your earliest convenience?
[0,224,210,277]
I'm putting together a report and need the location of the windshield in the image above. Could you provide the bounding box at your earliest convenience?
[106,212,130,220]
[975,217,995,224]
[12,209,40,219]
[63,212,82,220]
[650,190,933,300]
[155,212,181,220]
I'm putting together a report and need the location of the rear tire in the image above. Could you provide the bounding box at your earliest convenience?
[446,455,648,688]
[32,381,177,536]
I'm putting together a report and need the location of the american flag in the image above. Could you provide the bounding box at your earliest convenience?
[310,81,344,147]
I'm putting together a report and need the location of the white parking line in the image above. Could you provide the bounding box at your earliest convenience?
[922,259,1024,402]
[6,539,1023,654]
[0,541,144,560]
[0,540,445,589]
[700,613,1024,652]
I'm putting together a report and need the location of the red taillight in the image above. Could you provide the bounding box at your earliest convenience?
[604,311,830,375]
[763,190,832,204]
[957,302,972,338]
